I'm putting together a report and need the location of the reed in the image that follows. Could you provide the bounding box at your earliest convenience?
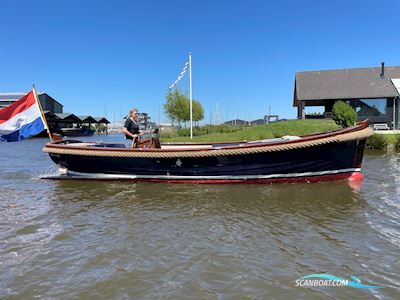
[394,134,400,149]
[366,134,387,150]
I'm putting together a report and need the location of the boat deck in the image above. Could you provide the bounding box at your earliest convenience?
[63,136,301,150]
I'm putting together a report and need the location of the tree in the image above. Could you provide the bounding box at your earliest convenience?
[165,89,185,126]
[192,100,204,125]
[164,89,204,127]
[164,90,177,125]
[332,101,357,128]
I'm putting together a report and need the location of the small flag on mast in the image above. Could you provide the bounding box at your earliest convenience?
[0,90,46,142]
[169,61,189,90]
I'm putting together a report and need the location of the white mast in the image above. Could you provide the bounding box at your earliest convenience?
[189,52,193,139]
[112,109,115,130]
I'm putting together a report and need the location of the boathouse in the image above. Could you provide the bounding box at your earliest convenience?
[294,64,400,129]
[0,92,110,133]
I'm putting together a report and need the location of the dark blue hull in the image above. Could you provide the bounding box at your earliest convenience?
[47,140,364,178]
[43,122,372,183]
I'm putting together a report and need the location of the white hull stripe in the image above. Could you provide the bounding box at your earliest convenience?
[48,168,362,180]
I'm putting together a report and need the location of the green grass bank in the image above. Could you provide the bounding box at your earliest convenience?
[160,120,400,150]
[162,120,339,142]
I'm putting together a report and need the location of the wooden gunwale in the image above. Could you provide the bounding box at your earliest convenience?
[43,121,369,153]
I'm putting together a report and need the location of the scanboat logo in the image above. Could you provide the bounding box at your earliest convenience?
[295,274,384,289]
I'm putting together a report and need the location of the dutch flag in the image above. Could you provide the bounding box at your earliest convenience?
[0,90,46,142]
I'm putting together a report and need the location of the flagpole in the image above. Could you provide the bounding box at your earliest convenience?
[32,84,53,141]
[189,52,193,140]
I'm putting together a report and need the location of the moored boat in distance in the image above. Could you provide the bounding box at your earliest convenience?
[42,121,373,184]
[54,127,95,137]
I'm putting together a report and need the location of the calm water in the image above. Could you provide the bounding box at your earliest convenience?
[0,136,399,299]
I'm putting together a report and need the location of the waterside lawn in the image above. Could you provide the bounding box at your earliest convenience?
[162,120,340,142]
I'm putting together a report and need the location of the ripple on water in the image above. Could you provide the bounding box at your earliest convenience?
[363,154,400,249]
[1,142,400,298]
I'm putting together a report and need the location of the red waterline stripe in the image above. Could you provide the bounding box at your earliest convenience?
[136,172,359,184]
[0,91,35,125]
[50,172,363,184]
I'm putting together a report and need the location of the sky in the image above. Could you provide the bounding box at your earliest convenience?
[1,0,400,124]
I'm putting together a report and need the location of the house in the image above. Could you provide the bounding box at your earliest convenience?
[250,119,266,126]
[0,93,27,109]
[293,63,400,128]
[0,92,63,112]
[224,119,248,126]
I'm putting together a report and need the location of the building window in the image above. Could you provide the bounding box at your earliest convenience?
[354,99,387,117]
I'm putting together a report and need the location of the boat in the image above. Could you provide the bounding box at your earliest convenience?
[54,127,95,137]
[42,121,373,184]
